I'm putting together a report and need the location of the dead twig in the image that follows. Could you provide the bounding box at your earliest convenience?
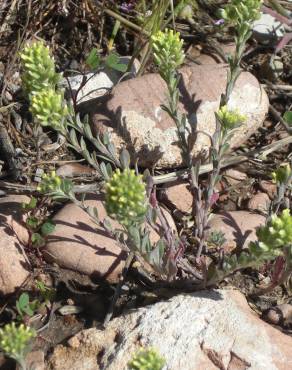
[269,104,292,134]
[153,135,292,185]
[0,0,18,36]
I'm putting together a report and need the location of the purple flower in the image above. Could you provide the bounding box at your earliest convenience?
[120,1,135,13]
[215,19,225,26]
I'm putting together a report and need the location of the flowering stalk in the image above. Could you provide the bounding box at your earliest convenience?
[194,106,246,258]
[207,209,292,289]
[37,170,178,281]
[20,41,126,173]
[194,0,262,257]
[152,29,189,164]
[151,29,247,262]
[20,41,65,159]
[20,41,60,98]
[220,0,262,104]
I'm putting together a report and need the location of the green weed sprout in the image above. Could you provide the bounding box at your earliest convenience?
[0,323,36,370]
[20,40,60,97]
[105,168,147,227]
[128,347,165,370]
[30,89,67,132]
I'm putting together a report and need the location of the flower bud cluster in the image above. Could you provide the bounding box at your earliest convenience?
[20,41,60,97]
[0,323,36,360]
[221,0,262,47]
[105,169,147,227]
[256,209,292,250]
[152,29,185,81]
[221,0,262,26]
[37,171,62,193]
[20,41,67,131]
[30,89,67,131]
[217,105,246,132]
[128,347,165,370]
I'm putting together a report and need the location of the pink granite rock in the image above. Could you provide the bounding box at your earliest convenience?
[0,195,30,295]
[44,195,176,283]
[48,289,292,370]
[91,64,269,168]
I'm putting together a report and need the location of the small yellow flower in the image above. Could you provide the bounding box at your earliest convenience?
[217,105,246,131]
[256,209,292,249]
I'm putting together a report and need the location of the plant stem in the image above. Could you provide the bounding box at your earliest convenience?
[103,251,134,326]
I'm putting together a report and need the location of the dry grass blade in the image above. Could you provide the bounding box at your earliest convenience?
[0,0,18,36]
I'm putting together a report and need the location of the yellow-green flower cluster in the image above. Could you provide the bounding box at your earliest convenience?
[20,41,60,97]
[20,41,68,132]
[0,323,36,360]
[217,105,246,132]
[221,0,262,25]
[105,169,147,227]
[128,347,165,370]
[256,209,292,250]
[152,29,185,81]
[30,89,67,131]
[37,171,62,193]
[272,164,292,185]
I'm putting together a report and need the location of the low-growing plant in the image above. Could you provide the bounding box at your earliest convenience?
[151,27,247,260]
[19,0,290,310]
[220,0,262,103]
[0,322,36,370]
[37,168,183,282]
[34,280,56,305]
[22,196,55,248]
[16,293,39,322]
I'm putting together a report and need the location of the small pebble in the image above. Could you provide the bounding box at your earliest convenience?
[34,168,44,182]
[12,111,23,130]
[248,192,270,213]
[259,180,277,199]
[264,304,292,326]
[224,169,247,186]
[253,13,285,44]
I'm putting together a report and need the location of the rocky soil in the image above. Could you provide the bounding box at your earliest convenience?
[0,1,292,369]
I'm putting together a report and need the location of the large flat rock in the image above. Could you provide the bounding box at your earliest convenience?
[44,195,176,283]
[48,289,292,370]
[91,64,269,169]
